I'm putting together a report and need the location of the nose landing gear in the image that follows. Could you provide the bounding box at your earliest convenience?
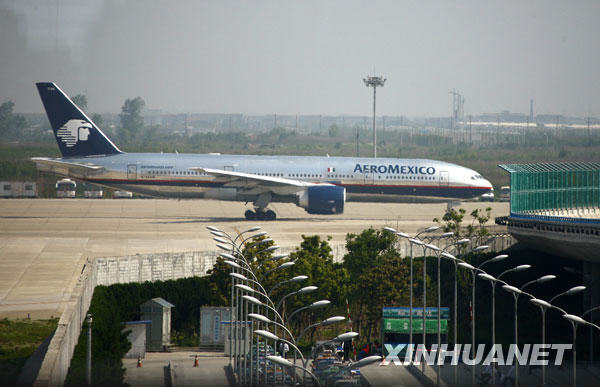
[244,209,276,221]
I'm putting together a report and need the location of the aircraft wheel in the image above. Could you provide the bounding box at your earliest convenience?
[244,210,256,220]
[265,210,276,221]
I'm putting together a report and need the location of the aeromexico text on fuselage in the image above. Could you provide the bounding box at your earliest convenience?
[353,163,436,175]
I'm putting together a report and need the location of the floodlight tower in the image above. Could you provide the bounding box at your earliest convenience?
[363,75,386,158]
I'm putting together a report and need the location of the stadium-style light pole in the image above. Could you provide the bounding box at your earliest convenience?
[363,75,386,158]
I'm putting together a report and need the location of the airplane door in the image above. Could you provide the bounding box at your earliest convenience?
[440,171,449,185]
[127,164,137,180]
[363,172,374,184]
[224,166,234,172]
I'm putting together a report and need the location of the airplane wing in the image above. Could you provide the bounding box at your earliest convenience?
[31,157,105,176]
[189,167,321,195]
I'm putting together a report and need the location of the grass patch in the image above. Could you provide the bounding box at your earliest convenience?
[0,318,58,384]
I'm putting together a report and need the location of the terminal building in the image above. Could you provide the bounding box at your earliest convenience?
[496,162,599,339]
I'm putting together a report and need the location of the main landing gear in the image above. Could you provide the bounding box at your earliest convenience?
[245,209,276,221]
[245,192,276,220]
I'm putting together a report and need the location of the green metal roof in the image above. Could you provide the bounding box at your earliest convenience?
[499,163,600,173]
[498,163,600,214]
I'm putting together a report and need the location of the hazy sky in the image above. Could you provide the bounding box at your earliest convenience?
[1,0,599,117]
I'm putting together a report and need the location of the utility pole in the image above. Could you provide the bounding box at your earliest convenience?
[355,126,359,157]
[469,115,472,145]
[87,314,92,386]
[363,75,386,158]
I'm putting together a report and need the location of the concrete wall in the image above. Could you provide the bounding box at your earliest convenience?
[33,260,96,387]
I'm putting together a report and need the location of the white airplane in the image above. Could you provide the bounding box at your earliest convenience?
[32,82,493,220]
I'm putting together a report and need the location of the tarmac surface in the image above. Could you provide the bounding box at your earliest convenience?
[0,198,509,319]
[123,351,230,387]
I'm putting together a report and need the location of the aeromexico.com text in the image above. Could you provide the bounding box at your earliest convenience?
[382,344,572,366]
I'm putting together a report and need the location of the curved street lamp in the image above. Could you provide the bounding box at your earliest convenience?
[268,275,308,297]
[276,286,318,311]
[287,300,331,323]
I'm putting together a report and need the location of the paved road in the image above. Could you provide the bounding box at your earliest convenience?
[123,351,229,387]
[0,199,508,318]
[361,363,426,386]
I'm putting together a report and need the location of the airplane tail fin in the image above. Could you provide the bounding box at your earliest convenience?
[36,82,121,157]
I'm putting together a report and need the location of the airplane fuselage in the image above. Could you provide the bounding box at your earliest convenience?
[47,152,492,203]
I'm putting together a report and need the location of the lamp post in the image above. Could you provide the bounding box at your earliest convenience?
[408,238,423,357]
[530,298,552,387]
[287,300,331,323]
[501,272,540,387]
[86,313,92,386]
[276,286,318,312]
[268,275,308,298]
[440,251,459,387]
[440,238,469,387]
[582,305,600,367]
[475,253,508,387]
[563,312,600,387]
[456,244,488,387]
[562,314,586,387]
[528,285,586,387]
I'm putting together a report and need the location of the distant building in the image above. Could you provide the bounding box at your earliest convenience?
[0,181,37,198]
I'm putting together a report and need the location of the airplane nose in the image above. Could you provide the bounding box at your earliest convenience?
[482,179,493,191]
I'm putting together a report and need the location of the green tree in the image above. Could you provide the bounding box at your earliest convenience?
[343,228,400,341]
[91,113,104,128]
[119,97,145,143]
[71,94,88,111]
[328,124,340,138]
[0,101,26,138]
[433,206,493,245]
[279,236,349,340]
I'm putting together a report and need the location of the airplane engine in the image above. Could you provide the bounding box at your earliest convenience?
[297,185,345,214]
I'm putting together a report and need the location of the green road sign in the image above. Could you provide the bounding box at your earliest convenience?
[382,318,448,334]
